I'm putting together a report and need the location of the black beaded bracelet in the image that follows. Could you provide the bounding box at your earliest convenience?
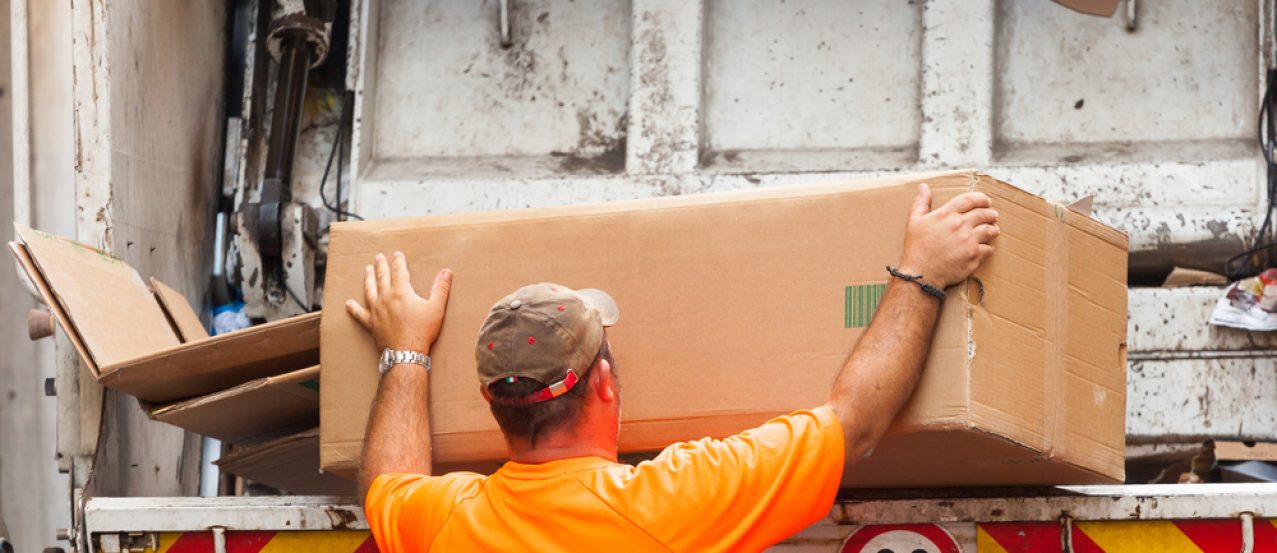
[886,266,946,301]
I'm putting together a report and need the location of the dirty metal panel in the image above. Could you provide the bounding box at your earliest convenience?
[83,496,366,532]
[360,160,1257,258]
[369,0,630,175]
[701,0,924,172]
[69,0,221,499]
[994,0,1259,161]
[1128,356,1277,443]
[1128,287,1277,354]
[831,483,1277,524]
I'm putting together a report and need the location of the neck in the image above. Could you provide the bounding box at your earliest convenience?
[510,443,617,464]
[508,429,618,464]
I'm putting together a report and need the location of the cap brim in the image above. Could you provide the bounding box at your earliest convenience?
[577,288,620,326]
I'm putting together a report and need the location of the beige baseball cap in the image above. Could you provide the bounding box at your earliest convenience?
[475,283,619,405]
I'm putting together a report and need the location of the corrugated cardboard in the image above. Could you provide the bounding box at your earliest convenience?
[320,171,1129,488]
[13,225,179,371]
[97,313,320,403]
[150,366,320,445]
[9,225,321,403]
[150,277,210,342]
[215,429,354,495]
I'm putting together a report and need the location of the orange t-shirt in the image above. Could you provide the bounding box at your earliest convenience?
[365,406,845,553]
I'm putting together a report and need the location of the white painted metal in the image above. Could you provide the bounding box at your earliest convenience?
[83,496,368,532]
[349,0,1266,261]
[67,0,226,500]
[832,483,1277,524]
[8,0,28,230]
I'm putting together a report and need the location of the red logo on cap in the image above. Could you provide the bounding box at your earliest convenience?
[528,336,536,345]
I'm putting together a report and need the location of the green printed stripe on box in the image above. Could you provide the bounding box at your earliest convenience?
[845,283,887,328]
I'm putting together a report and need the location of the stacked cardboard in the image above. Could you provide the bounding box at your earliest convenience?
[320,170,1129,488]
[8,225,328,493]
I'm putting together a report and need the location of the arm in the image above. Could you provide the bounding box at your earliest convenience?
[345,252,453,503]
[827,184,999,462]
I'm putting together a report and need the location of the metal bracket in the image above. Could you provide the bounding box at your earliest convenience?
[1241,512,1255,553]
[1060,514,1075,553]
[499,0,513,47]
[96,532,156,553]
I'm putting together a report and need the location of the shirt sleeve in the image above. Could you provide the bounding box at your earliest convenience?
[365,473,470,553]
[603,406,845,552]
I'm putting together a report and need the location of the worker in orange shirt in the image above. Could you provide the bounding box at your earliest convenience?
[345,184,999,552]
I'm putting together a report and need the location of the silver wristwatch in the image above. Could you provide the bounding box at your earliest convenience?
[378,347,430,375]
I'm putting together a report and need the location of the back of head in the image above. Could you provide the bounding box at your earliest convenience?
[474,283,620,446]
[487,338,615,445]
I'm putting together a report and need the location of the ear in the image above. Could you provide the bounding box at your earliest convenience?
[594,358,615,402]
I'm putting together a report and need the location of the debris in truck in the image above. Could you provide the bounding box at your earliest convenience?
[1209,271,1277,331]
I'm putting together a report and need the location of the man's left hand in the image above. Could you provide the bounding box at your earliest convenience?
[346,251,453,354]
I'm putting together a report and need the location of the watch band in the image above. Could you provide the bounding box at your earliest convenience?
[380,348,431,375]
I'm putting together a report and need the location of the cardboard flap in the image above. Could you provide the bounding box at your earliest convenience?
[216,429,354,495]
[1052,0,1120,17]
[8,241,99,373]
[99,311,321,403]
[150,277,209,342]
[13,225,180,369]
[151,366,320,445]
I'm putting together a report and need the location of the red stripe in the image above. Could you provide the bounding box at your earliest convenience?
[1176,519,1241,552]
[979,522,1105,552]
[1255,519,1277,552]
[1069,525,1106,553]
[354,535,381,553]
[980,522,1059,552]
[164,531,277,553]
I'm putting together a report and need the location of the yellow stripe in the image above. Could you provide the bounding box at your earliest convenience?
[146,532,186,553]
[1078,521,1202,553]
[257,531,371,553]
[976,526,1010,553]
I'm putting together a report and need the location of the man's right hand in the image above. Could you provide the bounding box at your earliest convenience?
[897,184,1000,289]
[345,252,453,355]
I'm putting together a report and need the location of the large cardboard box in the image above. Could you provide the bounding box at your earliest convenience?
[321,171,1128,488]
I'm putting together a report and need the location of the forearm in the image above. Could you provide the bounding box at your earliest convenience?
[826,278,941,461]
[358,363,433,502]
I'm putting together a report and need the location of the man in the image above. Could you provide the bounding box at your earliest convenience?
[345,184,999,552]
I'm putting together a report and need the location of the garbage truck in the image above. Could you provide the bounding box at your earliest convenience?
[5,0,1277,551]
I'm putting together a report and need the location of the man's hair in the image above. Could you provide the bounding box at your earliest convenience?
[488,335,615,445]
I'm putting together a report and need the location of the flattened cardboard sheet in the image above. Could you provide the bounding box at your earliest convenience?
[151,366,320,445]
[99,312,321,403]
[9,241,97,373]
[216,429,354,495]
[8,225,321,403]
[13,224,179,371]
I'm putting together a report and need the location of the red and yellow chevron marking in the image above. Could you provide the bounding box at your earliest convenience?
[105,530,376,553]
[978,519,1277,552]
